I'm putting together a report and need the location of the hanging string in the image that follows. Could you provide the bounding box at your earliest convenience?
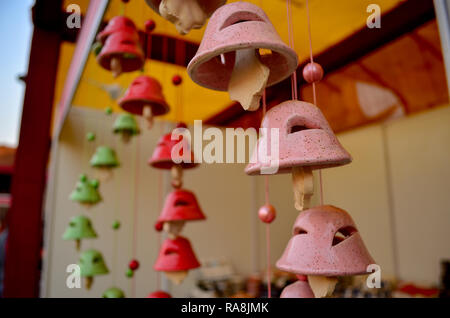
[130,135,141,298]
[286,0,298,100]
[305,0,324,205]
[156,121,165,291]
[262,90,272,299]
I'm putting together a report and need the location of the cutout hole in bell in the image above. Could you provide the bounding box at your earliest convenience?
[164,248,178,256]
[332,226,357,246]
[174,200,189,207]
[220,11,264,30]
[289,125,313,134]
[294,227,308,235]
[121,40,135,46]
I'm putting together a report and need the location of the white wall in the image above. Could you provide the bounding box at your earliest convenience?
[42,105,450,297]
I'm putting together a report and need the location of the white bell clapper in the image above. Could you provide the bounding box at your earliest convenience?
[143,105,154,129]
[228,48,270,111]
[292,166,314,211]
[110,57,122,78]
[308,275,338,298]
[163,220,186,239]
[159,0,208,35]
[171,164,183,189]
[164,270,188,285]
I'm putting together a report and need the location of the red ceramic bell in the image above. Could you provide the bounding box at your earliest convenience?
[118,75,170,128]
[246,100,352,175]
[280,280,314,298]
[276,205,375,277]
[187,2,298,92]
[149,126,197,170]
[155,189,206,231]
[147,291,172,298]
[154,236,201,272]
[97,31,144,78]
[97,16,138,44]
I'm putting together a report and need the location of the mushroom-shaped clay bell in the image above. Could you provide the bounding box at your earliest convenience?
[149,123,197,188]
[118,76,170,129]
[79,249,109,290]
[147,291,172,298]
[62,215,97,251]
[90,146,120,181]
[113,113,140,143]
[102,287,126,298]
[97,16,138,44]
[145,0,226,35]
[155,189,206,238]
[188,2,298,111]
[280,278,314,298]
[97,31,144,78]
[246,100,352,211]
[69,174,102,208]
[276,205,375,298]
[154,236,200,285]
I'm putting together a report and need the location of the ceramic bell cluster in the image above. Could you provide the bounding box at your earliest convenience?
[145,0,226,35]
[96,16,144,78]
[188,1,298,111]
[118,75,170,129]
[149,125,204,288]
[153,187,205,286]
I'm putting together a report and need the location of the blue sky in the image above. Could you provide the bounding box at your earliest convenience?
[0,1,34,147]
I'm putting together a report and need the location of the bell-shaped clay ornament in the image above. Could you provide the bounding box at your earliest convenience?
[97,31,144,78]
[154,236,200,285]
[246,100,352,211]
[156,189,206,237]
[97,16,138,44]
[79,249,109,290]
[90,146,120,181]
[276,205,375,277]
[62,215,97,251]
[69,174,102,208]
[113,113,140,143]
[147,290,172,298]
[280,279,314,298]
[102,287,126,298]
[187,2,298,111]
[118,76,170,129]
[145,0,226,35]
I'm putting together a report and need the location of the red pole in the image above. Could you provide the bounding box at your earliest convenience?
[3,0,62,297]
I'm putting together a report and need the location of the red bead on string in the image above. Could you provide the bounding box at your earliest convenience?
[302,62,324,84]
[258,204,276,224]
[129,259,140,271]
[172,75,183,86]
[145,20,156,33]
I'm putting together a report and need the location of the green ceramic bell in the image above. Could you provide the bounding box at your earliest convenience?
[90,146,119,168]
[113,113,140,143]
[79,249,109,290]
[62,215,97,251]
[69,174,102,207]
[102,287,125,298]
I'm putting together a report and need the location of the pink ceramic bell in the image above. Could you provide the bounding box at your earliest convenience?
[97,16,138,44]
[118,75,170,128]
[97,31,144,78]
[246,100,352,175]
[276,205,375,276]
[187,1,298,110]
[145,0,226,35]
[155,189,206,233]
[280,280,314,298]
